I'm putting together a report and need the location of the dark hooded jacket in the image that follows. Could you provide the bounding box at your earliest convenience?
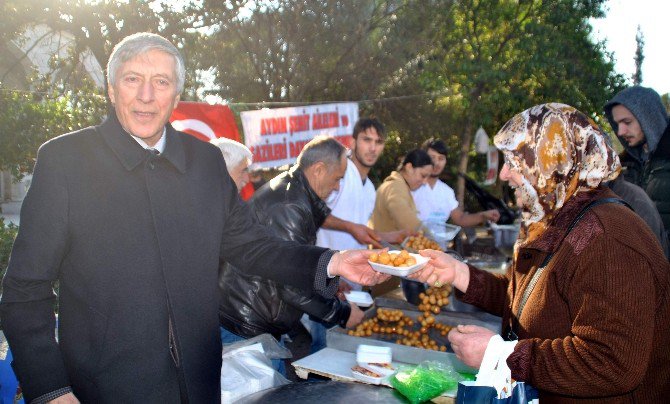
[218,167,351,339]
[608,176,669,259]
[605,86,670,236]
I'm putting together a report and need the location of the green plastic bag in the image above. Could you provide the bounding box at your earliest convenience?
[390,361,463,403]
[458,371,476,382]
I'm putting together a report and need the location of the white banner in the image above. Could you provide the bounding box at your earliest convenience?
[240,102,359,169]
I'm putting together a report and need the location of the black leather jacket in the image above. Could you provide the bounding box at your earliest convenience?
[219,167,350,339]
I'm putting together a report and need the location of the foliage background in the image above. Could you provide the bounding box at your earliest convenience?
[0,0,647,209]
[0,218,18,294]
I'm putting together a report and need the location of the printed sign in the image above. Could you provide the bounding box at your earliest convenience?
[240,103,358,169]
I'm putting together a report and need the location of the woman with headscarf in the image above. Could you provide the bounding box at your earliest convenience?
[410,103,670,402]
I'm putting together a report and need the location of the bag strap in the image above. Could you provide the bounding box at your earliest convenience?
[514,197,632,321]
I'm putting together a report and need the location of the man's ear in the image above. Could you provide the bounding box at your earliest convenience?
[303,162,324,190]
[311,161,326,177]
[108,84,116,105]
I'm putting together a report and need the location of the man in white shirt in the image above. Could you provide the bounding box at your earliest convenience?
[412,138,500,229]
[317,118,385,258]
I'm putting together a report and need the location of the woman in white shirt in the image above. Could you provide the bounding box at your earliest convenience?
[412,138,500,227]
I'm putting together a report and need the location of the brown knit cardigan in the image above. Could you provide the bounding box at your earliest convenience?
[459,187,670,403]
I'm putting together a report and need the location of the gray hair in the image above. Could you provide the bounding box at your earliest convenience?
[107,32,186,93]
[297,135,346,170]
[210,137,252,168]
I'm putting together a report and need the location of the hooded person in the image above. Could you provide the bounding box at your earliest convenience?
[409,103,670,402]
[604,86,670,236]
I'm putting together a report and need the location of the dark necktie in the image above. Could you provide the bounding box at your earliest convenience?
[146,148,160,170]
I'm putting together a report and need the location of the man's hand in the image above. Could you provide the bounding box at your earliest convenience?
[379,229,411,244]
[482,209,501,223]
[345,303,364,328]
[48,392,80,404]
[328,249,390,286]
[347,223,382,248]
[322,215,382,248]
[448,325,496,368]
[336,281,353,300]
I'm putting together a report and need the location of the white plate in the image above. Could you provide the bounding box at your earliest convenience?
[344,291,373,307]
[368,251,428,277]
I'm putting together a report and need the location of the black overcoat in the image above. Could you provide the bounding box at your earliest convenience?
[0,114,329,403]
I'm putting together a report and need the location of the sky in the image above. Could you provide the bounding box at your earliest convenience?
[590,0,669,95]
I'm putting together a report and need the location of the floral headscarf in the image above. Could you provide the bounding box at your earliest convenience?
[494,103,621,244]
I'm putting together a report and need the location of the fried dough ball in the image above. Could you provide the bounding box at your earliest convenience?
[348,306,463,353]
[405,233,441,250]
[368,250,417,267]
[378,253,391,265]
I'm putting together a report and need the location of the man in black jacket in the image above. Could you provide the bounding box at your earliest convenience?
[605,86,670,244]
[219,136,364,373]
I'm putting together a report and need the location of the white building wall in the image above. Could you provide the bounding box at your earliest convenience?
[1,24,103,211]
[11,24,104,88]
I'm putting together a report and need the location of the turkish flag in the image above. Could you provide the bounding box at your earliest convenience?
[170,102,255,200]
[169,102,240,142]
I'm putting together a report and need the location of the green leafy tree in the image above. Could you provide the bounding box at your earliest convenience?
[0,81,106,178]
[196,0,436,103]
[1,0,200,97]
[0,1,198,177]
[416,0,625,202]
[194,0,441,184]
[633,25,644,86]
[0,218,19,295]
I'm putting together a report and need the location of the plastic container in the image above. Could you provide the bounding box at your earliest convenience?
[356,344,392,364]
[490,222,520,249]
[344,291,374,307]
[368,251,428,277]
[419,221,462,250]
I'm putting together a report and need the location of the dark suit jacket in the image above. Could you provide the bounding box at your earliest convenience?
[0,113,331,403]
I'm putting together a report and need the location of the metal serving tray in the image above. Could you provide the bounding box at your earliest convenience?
[325,305,501,373]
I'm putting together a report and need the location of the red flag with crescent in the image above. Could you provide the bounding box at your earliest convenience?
[170,102,240,142]
[170,102,254,200]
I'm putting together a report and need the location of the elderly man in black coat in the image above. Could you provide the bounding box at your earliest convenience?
[0,33,387,404]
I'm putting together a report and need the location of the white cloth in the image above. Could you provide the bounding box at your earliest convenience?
[411,180,459,224]
[476,335,518,399]
[316,159,375,289]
